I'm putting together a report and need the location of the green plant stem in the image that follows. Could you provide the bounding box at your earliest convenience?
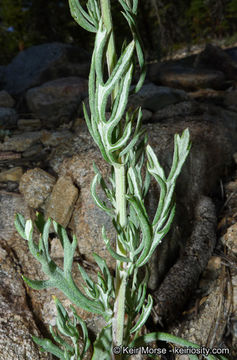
[113,164,128,357]
[99,1,128,353]
[100,0,117,102]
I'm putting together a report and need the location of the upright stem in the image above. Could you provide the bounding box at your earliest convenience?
[113,164,128,354]
[100,0,117,102]
[100,0,127,355]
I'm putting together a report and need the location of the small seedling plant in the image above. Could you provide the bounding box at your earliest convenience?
[15,1,229,359]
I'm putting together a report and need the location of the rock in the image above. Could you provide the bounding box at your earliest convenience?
[128,82,188,112]
[169,280,229,350]
[194,44,237,81]
[141,109,153,122]
[3,42,90,96]
[58,149,115,268]
[0,241,49,360]
[0,131,42,152]
[19,168,56,209]
[0,191,29,241]
[0,167,23,182]
[48,132,95,173]
[151,100,199,122]
[0,66,6,90]
[147,120,232,208]
[188,88,226,105]
[153,196,217,324]
[0,90,15,107]
[72,116,89,133]
[225,179,237,192]
[0,152,21,161]
[223,91,237,111]
[40,129,74,147]
[17,118,42,131]
[22,143,44,158]
[226,46,237,62]
[0,107,18,129]
[148,63,226,90]
[45,175,79,228]
[201,104,237,151]
[26,77,88,128]
[224,223,237,255]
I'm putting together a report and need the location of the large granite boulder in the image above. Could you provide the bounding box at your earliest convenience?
[128,82,188,111]
[195,44,237,81]
[148,64,226,90]
[26,77,88,127]
[0,90,15,108]
[3,42,90,96]
[0,107,18,129]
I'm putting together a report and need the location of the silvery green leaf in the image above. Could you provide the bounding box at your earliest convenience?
[146,144,166,180]
[133,0,139,13]
[41,218,51,260]
[142,170,151,197]
[78,263,99,299]
[107,63,133,135]
[128,167,142,202]
[93,163,115,206]
[130,294,153,334]
[21,218,105,315]
[126,196,152,267]
[135,278,148,314]
[119,2,146,93]
[87,0,100,25]
[107,122,132,152]
[34,298,91,359]
[104,40,135,92]
[94,20,109,85]
[25,219,33,241]
[34,212,46,233]
[142,203,176,265]
[68,0,97,33]
[49,326,71,350]
[92,327,112,360]
[168,128,191,182]
[71,307,91,358]
[22,276,53,290]
[88,52,96,117]
[118,0,130,12]
[120,128,146,157]
[14,213,26,240]
[32,336,65,359]
[102,226,131,263]
[91,173,113,216]
[56,227,77,275]
[93,253,114,294]
[83,102,95,142]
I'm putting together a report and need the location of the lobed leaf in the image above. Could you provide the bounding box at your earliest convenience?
[130,294,153,334]
[68,0,97,33]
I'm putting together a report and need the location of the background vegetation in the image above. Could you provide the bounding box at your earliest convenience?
[0,0,237,64]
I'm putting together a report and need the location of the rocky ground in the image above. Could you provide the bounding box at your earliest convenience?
[0,42,237,359]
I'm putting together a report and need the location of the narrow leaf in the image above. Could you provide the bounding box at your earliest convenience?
[14,213,26,240]
[32,336,65,359]
[130,294,153,333]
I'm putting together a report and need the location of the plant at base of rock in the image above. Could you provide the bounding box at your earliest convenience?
[14,1,229,360]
